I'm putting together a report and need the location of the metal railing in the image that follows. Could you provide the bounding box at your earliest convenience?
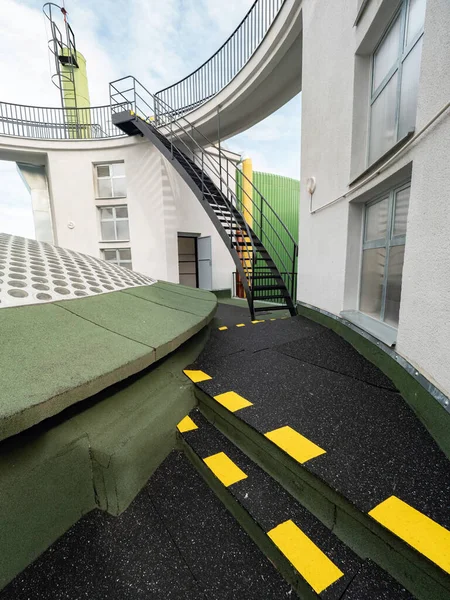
[110,75,297,305]
[0,101,128,140]
[154,0,285,118]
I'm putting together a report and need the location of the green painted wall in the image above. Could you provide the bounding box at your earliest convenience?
[237,169,300,296]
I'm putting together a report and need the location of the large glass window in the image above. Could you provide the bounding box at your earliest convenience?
[368,0,426,164]
[99,206,130,241]
[359,183,410,328]
[102,248,132,270]
[95,162,126,198]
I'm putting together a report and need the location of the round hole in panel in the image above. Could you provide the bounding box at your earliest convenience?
[74,290,87,297]
[89,287,103,293]
[8,280,27,288]
[8,273,27,280]
[52,279,69,287]
[103,284,114,291]
[54,287,71,295]
[7,289,28,298]
[69,277,83,283]
[36,293,53,301]
[72,283,86,290]
[9,266,27,273]
[31,277,49,284]
[32,284,50,291]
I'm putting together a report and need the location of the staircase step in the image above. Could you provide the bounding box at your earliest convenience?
[254,305,290,312]
[252,284,285,291]
[179,409,415,600]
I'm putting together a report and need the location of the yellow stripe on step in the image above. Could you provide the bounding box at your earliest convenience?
[265,426,326,464]
[369,496,450,574]
[177,416,198,433]
[203,452,247,487]
[252,320,264,324]
[218,326,228,331]
[268,520,344,593]
[183,369,212,383]
[214,391,253,412]
[236,323,245,328]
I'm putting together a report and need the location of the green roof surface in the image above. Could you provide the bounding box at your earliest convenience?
[0,281,216,443]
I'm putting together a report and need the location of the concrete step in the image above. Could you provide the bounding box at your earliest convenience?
[178,409,415,600]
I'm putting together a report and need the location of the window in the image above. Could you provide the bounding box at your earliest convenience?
[99,206,130,241]
[95,162,126,198]
[102,248,132,270]
[368,0,426,164]
[359,183,410,328]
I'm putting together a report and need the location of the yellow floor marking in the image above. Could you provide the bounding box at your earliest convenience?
[268,520,344,593]
[214,391,253,412]
[177,415,198,433]
[218,326,228,331]
[183,369,212,383]
[252,320,264,324]
[369,496,450,574]
[265,426,326,464]
[203,452,247,487]
[270,318,277,321]
[236,323,246,327]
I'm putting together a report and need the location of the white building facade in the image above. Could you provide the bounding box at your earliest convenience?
[299,0,450,399]
[0,135,236,291]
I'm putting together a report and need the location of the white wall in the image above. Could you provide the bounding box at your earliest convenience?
[299,0,450,397]
[0,134,235,290]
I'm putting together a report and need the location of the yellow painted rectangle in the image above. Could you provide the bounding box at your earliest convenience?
[236,323,245,328]
[265,426,326,464]
[268,520,344,593]
[252,320,264,324]
[214,391,253,412]
[183,369,212,383]
[177,415,198,433]
[203,452,247,487]
[369,496,450,574]
[218,326,228,331]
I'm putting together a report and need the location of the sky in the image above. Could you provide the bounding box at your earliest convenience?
[0,0,301,238]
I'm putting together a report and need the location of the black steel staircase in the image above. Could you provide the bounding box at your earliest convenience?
[110,76,298,319]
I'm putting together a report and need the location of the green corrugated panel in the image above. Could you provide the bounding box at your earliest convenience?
[236,169,300,285]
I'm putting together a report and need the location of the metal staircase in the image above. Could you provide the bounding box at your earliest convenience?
[110,76,298,320]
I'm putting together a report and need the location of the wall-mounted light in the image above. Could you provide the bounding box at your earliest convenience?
[306,177,316,195]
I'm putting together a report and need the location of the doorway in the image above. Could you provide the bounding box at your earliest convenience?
[177,234,212,289]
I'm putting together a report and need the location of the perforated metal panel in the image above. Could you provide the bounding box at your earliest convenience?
[0,233,156,308]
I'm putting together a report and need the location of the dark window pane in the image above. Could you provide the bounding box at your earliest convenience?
[398,37,423,139]
[101,221,116,241]
[360,247,387,320]
[373,14,401,91]
[393,187,410,236]
[369,72,399,164]
[97,165,110,177]
[385,245,406,327]
[119,248,132,260]
[365,198,389,242]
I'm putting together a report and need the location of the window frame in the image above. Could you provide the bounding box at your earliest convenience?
[95,162,127,199]
[102,248,133,270]
[99,205,130,242]
[368,0,425,165]
[360,180,411,324]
